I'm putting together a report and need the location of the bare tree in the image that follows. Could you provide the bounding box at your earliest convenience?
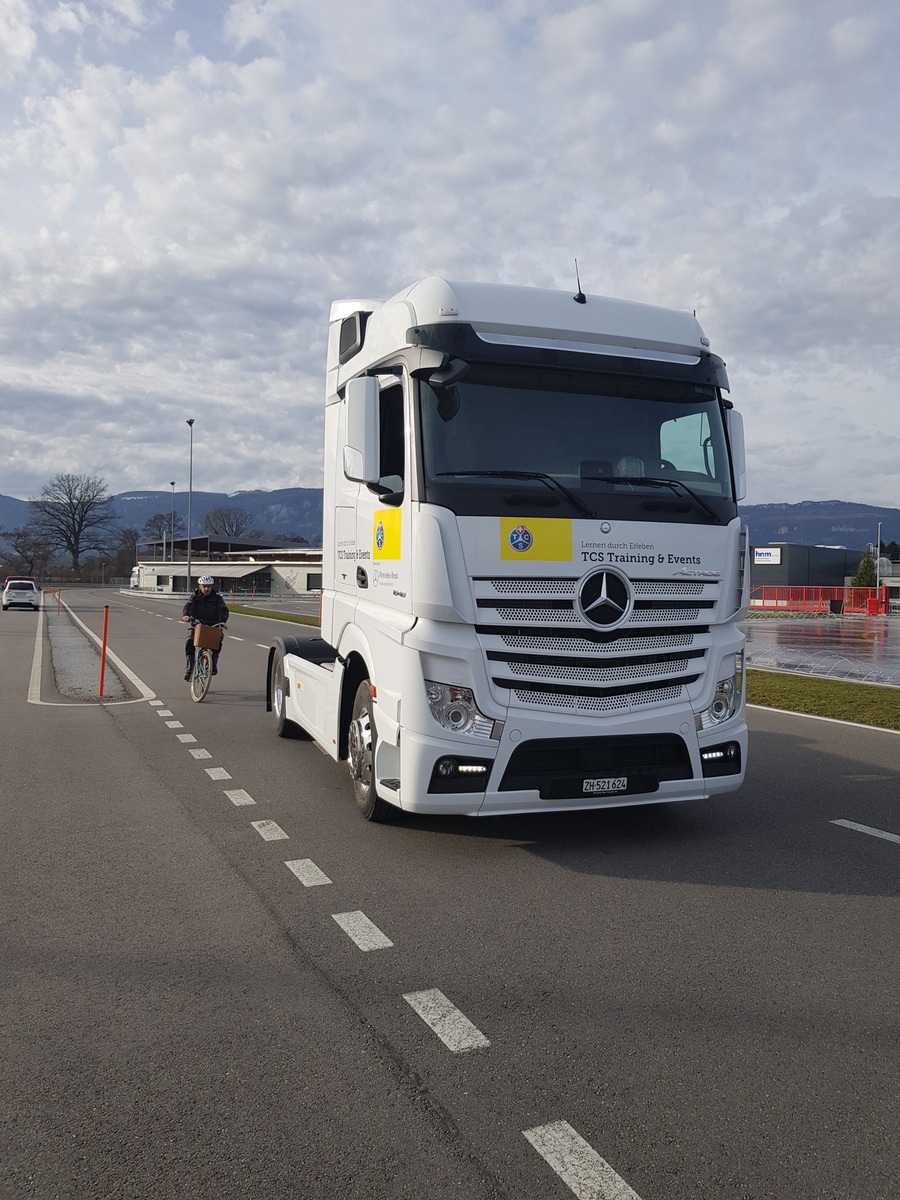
[116,527,140,571]
[142,511,186,543]
[29,473,117,571]
[201,505,264,539]
[1,526,56,576]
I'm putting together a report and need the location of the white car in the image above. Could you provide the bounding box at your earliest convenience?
[2,580,40,611]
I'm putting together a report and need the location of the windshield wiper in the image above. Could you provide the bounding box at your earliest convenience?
[607,476,720,523]
[435,470,596,517]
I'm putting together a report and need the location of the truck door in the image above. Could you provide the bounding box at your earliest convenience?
[355,379,412,614]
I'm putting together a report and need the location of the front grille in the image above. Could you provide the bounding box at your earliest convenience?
[499,734,694,798]
[473,574,718,713]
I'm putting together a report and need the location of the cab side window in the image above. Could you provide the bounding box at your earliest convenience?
[378,383,405,494]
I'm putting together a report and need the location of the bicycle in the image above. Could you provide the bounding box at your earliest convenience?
[188,621,226,702]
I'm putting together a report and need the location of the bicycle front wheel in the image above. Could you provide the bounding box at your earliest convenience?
[191,649,213,702]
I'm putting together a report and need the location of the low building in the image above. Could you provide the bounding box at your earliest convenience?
[134,543,322,598]
[750,543,899,613]
[750,543,865,588]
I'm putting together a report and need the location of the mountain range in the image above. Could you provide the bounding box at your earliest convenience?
[0,488,324,547]
[0,491,896,552]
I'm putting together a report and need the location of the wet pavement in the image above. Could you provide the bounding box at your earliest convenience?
[743,615,900,688]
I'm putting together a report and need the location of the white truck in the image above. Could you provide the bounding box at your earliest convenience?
[267,277,748,821]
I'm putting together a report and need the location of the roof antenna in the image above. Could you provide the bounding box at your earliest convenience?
[573,259,586,304]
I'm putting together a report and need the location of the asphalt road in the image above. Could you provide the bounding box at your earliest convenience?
[2,590,898,1200]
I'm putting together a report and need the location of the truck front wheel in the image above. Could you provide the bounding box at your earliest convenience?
[270,654,296,738]
[348,680,394,822]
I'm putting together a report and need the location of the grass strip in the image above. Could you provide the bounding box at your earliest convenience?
[229,603,319,627]
[748,669,900,731]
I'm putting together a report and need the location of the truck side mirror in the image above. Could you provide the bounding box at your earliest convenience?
[727,408,747,501]
[343,376,380,485]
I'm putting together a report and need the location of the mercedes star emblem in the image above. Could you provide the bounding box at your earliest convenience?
[577,568,633,629]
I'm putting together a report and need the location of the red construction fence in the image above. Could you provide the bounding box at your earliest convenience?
[749,586,889,615]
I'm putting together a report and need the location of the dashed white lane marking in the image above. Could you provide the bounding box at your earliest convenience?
[150,700,163,707]
[255,644,269,649]
[165,720,184,729]
[225,788,256,806]
[402,989,490,1053]
[284,858,331,886]
[230,636,244,641]
[332,911,393,950]
[252,819,288,841]
[189,749,212,760]
[523,1121,643,1200]
[205,766,232,780]
[157,709,174,717]
[177,733,197,743]
[831,819,900,845]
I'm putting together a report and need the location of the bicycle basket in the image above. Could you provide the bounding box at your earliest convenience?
[193,624,221,650]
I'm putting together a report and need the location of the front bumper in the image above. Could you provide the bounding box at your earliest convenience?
[394,703,747,816]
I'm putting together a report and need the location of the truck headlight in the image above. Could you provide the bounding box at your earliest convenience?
[697,654,744,729]
[425,681,498,739]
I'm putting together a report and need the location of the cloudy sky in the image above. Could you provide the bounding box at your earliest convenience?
[1,0,897,508]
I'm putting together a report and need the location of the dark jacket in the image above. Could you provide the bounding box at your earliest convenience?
[182,588,229,626]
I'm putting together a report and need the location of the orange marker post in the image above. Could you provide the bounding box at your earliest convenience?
[99,605,109,698]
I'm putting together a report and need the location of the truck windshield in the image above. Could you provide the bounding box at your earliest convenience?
[418,364,737,524]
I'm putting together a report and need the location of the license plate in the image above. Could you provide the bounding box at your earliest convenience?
[583,776,628,795]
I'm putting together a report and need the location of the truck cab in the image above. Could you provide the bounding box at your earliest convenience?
[268,278,748,820]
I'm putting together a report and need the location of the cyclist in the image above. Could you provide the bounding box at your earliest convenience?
[181,575,229,680]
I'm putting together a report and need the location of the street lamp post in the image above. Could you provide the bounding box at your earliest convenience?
[186,420,195,595]
[170,481,176,565]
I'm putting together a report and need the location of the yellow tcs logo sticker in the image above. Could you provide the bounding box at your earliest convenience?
[373,509,402,559]
[500,518,572,561]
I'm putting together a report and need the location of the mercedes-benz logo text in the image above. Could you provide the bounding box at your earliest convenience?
[577,568,633,629]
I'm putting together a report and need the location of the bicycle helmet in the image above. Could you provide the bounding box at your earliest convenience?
[197,575,215,586]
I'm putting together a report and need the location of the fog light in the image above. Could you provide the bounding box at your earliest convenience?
[429,756,493,794]
[701,741,741,777]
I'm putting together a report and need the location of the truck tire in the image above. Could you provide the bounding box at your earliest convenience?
[348,680,394,822]
[270,653,297,738]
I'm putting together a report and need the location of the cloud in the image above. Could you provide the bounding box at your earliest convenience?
[0,0,898,509]
[0,0,37,85]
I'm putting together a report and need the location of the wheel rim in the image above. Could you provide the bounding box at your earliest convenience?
[348,707,373,785]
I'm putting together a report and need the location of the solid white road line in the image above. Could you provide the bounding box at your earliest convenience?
[225,789,256,806]
[205,767,232,780]
[189,749,212,759]
[284,859,331,886]
[831,819,900,845]
[523,1121,643,1200]
[749,704,900,737]
[252,820,288,841]
[402,989,490,1053]
[332,911,393,950]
